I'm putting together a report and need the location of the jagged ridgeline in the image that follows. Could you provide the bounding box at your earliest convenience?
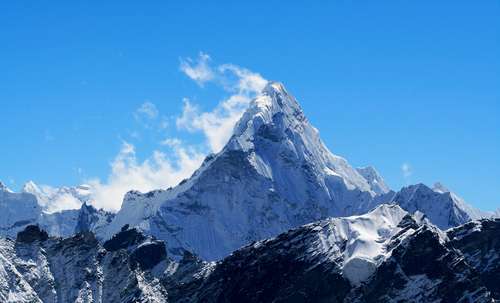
[102,82,493,260]
[1,82,498,302]
[1,206,498,302]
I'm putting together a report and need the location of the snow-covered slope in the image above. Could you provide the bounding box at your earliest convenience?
[356,166,390,195]
[22,181,91,213]
[0,185,42,237]
[104,82,390,260]
[104,82,493,261]
[1,207,498,302]
[0,184,113,239]
[0,181,12,193]
[390,183,490,229]
[169,205,496,303]
[0,225,168,302]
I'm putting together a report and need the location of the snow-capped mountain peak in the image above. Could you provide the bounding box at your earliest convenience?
[356,166,391,195]
[390,182,490,229]
[22,181,91,213]
[0,181,12,193]
[21,180,40,194]
[104,82,393,260]
[432,182,450,194]
[228,81,375,194]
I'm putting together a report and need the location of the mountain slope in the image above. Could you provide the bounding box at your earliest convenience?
[447,218,500,298]
[22,181,92,213]
[2,207,498,302]
[0,225,168,302]
[104,82,387,260]
[356,166,390,195]
[103,82,490,261]
[390,183,490,229]
[0,184,113,239]
[165,205,496,303]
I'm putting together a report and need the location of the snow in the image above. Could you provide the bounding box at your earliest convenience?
[391,183,490,230]
[0,182,13,193]
[306,204,411,285]
[22,181,92,213]
[357,166,391,195]
[99,82,493,262]
[101,82,393,260]
[0,183,111,239]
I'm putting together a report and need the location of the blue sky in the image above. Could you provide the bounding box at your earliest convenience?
[0,1,499,211]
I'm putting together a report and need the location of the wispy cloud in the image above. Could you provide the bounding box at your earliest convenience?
[179,52,214,86]
[86,52,266,211]
[133,101,161,130]
[135,101,159,120]
[88,141,205,211]
[45,193,82,213]
[401,162,412,184]
[177,53,267,153]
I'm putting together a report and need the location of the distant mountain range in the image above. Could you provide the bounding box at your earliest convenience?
[0,82,498,302]
[1,205,498,302]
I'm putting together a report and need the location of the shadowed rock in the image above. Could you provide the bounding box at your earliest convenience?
[103,226,146,251]
[16,225,49,243]
[129,240,167,270]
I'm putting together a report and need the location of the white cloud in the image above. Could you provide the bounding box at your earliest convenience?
[134,101,159,126]
[218,64,268,94]
[160,137,182,147]
[28,184,84,214]
[45,193,82,214]
[84,53,266,211]
[87,141,205,211]
[401,162,412,183]
[176,96,249,153]
[176,55,267,153]
[179,52,214,86]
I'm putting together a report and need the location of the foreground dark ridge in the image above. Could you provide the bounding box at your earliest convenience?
[1,205,498,302]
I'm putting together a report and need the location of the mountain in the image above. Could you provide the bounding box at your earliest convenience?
[165,205,498,303]
[22,181,92,213]
[356,166,390,195]
[389,183,491,229]
[0,182,113,238]
[1,83,490,263]
[447,218,500,299]
[2,206,497,302]
[0,225,168,302]
[103,82,390,260]
[0,181,12,193]
[0,183,42,237]
[103,82,490,261]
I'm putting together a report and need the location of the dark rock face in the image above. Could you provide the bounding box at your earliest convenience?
[103,225,168,271]
[103,227,147,251]
[168,222,352,303]
[165,218,497,303]
[6,213,500,303]
[194,253,349,303]
[75,202,115,234]
[129,240,167,270]
[7,225,169,302]
[16,225,49,243]
[359,226,491,303]
[448,219,500,300]
[74,203,98,233]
